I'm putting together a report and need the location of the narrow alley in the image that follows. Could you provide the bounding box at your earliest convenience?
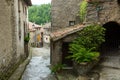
[22,47,51,80]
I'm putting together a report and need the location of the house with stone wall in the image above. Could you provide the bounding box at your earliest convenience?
[43,23,51,48]
[0,0,31,79]
[51,0,85,67]
[85,0,120,55]
[51,0,120,68]
[29,22,44,47]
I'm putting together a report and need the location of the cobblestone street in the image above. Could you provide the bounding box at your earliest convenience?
[22,47,51,80]
[21,47,120,80]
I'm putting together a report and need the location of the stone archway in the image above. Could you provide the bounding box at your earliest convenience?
[101,21,120,51]
[100,21,120,68]
[118,0,120,5]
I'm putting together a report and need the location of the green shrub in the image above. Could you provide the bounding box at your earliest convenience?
[68,47,99,63]
[73,24,105,51]
[51,63,65,73]
[24,33,30,42]
[68,24,105,63]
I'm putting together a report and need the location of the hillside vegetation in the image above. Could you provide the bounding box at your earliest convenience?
[28,4,51,25]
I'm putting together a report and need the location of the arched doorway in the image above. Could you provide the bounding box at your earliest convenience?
[101,21,120,51]
[100,21,120,68]
[118,0,120,5]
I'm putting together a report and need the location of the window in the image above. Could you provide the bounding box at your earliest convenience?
[69,21,75,26]
[19,18,21,40]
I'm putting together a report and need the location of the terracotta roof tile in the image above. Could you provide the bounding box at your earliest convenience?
[50,24,86,41]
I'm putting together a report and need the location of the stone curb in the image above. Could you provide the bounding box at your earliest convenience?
[8,48,32,80]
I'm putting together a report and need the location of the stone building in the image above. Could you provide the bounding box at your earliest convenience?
[51,0,120,68]
[29,22,51,48]
[84,0,120,57]
[0,0,31,79]
[51,0,85,67]
[29,22,44,47]
[43,23,51,48]
[51,0,82,31]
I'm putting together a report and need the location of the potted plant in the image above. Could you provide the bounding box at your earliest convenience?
[68,46,100,75]
[67,24,105,75]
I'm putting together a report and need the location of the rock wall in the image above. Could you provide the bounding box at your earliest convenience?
[86,0,120,24]
[0,0,29,79]
[51,33,78,65]
[51,0,82,31]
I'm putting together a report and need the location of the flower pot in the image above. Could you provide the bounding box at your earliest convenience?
[73,60,98,75]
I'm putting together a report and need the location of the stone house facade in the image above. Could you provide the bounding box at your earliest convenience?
[51,0,82,31]
[51,0,85,67]
[51,0,120,67]
[29,22,51,48]
[29,22,44,47]
[0,0,31,79]
[43,23,51,48]
[85,0,120,53]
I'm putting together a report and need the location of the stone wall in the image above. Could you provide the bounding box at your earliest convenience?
[51,0,120,30]
[51,0,82,31]
[51,33,78,65]
[0,0,29,79]
[86,0,120,24]
[0,0,16,79]
[51,0,120,67]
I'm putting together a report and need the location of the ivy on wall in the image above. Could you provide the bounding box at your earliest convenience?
[80,0,88,22]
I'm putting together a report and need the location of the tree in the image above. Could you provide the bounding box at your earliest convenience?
[28,4,51,25]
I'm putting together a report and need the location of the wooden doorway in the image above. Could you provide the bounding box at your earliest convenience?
[62,42,73,67]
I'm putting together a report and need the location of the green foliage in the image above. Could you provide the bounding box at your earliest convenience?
[68,24,105,63]
[24,33,30,42]
[73,24,105,51]
[28,4,51,25]
[68,47,100,63]
[51,63,65,73]
[80,0,88,22]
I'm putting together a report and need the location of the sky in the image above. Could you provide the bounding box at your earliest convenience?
[31,0,51,5]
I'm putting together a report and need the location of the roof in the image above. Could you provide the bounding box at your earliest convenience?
[24,0,32,6]
[50,24,86,41]
[29,22,42,32]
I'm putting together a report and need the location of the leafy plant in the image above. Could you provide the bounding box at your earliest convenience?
[24,33,30,42]
[80,0,88,22]
[68,47,100,63]
[51,63,65,73]
[73,24,105,51]
[67,24,105,64]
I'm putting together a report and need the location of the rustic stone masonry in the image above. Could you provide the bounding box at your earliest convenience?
[51,0,82,31]
[50,24,85,65]
[86,0,120,24]
[0,0,31,80]
[51,0,120,68]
